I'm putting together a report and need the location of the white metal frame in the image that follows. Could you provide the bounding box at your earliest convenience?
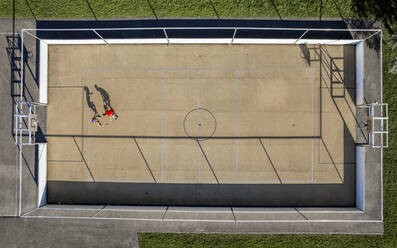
[14,101,46,146]
[15,26,384,216]
[369,103,388,148]
[356,102,389,148]
[22,26,381,46]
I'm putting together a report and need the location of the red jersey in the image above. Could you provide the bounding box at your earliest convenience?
[105,109,114,116]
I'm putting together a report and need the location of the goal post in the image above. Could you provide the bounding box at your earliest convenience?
[14,101,47,146]
[357,102,388,148]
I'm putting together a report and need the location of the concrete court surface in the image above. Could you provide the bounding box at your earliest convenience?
[46,44,360,184]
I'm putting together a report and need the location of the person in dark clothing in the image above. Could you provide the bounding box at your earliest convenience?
[95,84,119,121]
[84,86,102,127]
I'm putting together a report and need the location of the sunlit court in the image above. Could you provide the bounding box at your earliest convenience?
[45,44,359,185]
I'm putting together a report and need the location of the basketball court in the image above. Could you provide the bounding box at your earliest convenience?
[43,43,360,185]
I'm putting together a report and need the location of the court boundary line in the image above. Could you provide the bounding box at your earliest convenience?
[235,70,239,182]
[89,67,312,72]
[81,87,85,162]
[49,66,318,183]
[312,68,314,182]
[87,73,91,181]
[47,160,84,163]
[45,134,321,139]
[317,47,359,164]
[161,71,165,182]
[198,70,202,182]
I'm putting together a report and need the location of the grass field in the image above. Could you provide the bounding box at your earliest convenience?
[0,0,395,247]
[0,0,355,19]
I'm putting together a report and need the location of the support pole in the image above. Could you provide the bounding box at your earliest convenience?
[28,103,32,143]
[231,28,237,44]
[93,29,108,44]
[295,30,309,44]
[24,30,47,44]
[18,28,24,216]
[364,30,380,41]
[20,30,24,103]
[163,28,170,44]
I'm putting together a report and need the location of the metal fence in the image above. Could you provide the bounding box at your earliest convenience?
[13,26,383,216]
[22,26,381,45]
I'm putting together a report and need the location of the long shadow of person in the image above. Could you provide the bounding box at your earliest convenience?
[84,86,102,126]
[95,84,118,119]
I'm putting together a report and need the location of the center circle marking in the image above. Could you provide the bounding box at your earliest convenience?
[183,108,216,141]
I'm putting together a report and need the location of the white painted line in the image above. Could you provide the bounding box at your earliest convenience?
[312,69,314,182]
[161,70,165,182]
[82,67,314,184]
[235,70,239,182]
[94,179,155,183]
[198,70,202,182]
[87,71,91,181]
[89,67,312,72]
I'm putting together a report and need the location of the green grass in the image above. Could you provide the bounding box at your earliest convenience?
[139,233,396,248]
[382,29,397,241]
[0,0,354,18]
[0,0,395,247]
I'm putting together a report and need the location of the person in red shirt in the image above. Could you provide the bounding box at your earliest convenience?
[95,84,119,121]
[104,108,118,121]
